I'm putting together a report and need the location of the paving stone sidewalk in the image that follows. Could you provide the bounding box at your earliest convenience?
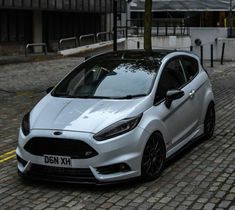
[0,58,234,210]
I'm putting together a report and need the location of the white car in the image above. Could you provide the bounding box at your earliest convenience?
[16,50,215,184]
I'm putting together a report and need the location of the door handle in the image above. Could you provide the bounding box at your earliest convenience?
[189,90,195,98]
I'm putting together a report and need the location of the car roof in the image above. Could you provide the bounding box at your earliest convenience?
[87,50,199,63]
[88,49,173,61]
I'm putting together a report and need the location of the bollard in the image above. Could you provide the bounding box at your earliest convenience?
[190,46,193,52]
[221,42,225,65]
[137,41,140,49]
[200,45,203,66]
[211,44,214,68]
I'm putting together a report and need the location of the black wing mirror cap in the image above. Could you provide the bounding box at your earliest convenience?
[46,87,54,94]
[165,89,184,109]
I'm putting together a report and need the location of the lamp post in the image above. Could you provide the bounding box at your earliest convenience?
[125,1,137,38]
[126,0,131,38]
[113,0,117,51]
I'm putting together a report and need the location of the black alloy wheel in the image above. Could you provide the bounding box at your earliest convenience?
[141,132,166,181]
[204,103,216,140]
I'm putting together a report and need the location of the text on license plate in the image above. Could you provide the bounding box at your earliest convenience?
[44,155,72,167]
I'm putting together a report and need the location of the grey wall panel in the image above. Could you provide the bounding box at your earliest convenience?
[14,0,23,7]
[94,0,101,13]
[48,0,56,9]
[100,0,106,13]
[40,0,48,9]
[90,0,95,12]
[32,0,39,8]
[77,0,83,11]
[106,0,111,13]
[63,0,70,9]
[23,0,31,8]
[70,0,77,10]
[5,0,13,7]
[56,0,63,9]
[83,0,89,12]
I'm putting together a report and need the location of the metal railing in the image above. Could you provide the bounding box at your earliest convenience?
[126,18,190,37]
[56,30,124,51]
[25,43,47,56]
[79,34,96,46]
[58,37,78,51]
[117,29,125,38]
[96,32,113,42]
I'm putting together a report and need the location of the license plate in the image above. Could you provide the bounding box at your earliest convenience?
[44,155,72,167]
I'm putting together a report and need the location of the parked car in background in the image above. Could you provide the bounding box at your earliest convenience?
[16,50,215,184]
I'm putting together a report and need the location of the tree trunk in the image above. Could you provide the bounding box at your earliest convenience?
[144,0,152,51]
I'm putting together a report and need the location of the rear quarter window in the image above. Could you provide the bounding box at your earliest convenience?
[180,56,199,81]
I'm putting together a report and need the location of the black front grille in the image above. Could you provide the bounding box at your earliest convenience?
[24,137,98,159]
[28,164,96,183]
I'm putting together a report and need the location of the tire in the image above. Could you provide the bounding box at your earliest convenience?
[204,102,215,140]
[141,132,166,181]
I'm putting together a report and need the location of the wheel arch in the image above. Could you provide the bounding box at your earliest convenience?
[199,87,215,124]
[140,118,170,154]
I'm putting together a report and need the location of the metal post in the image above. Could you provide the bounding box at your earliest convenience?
[190,46,193,52]
[221,42,225,65]
[113,0,117,51]
[137,41,140,49]
[229,0,232,37]
[125,1,128,38]
[157,22,159,36]
[165,22,168,36]
[211,44,214,67]
[200,45,203,66]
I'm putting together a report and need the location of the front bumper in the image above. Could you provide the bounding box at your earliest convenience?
[17,126,150,184]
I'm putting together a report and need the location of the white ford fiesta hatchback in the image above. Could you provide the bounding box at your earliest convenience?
[17,50,215,184]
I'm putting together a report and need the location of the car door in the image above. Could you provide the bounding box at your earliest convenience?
[154,56,199,149]
[179,55,202,132]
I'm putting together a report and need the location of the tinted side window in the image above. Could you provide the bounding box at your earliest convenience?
[155,59,186,103]
[180,56,199,81]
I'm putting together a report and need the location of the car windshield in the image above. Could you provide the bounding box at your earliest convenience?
[52,58,159,99]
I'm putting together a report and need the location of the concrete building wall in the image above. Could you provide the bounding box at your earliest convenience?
[190,27,228,60]
[126,36,191,50]
[0,0,126,13]
[126,28,235,60]
[33,11,43,52]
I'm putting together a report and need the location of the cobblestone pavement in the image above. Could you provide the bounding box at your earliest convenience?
[0,58,234,210]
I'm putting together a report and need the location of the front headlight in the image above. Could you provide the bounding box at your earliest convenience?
[21,112,30,136]
[93,114,142,141]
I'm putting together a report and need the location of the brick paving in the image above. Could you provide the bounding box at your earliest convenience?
[0,58,234,210]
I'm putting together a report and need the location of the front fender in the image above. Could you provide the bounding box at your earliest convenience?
[138,112,171,152]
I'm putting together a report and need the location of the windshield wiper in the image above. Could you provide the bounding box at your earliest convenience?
[53,93,113,99]
[114,94,147,99]
[76,96,116,99]
[53,94,147,99]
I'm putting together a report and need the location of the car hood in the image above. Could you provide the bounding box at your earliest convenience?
[30,94,152,133]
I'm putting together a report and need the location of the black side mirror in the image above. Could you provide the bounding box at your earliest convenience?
[165,89,184,109]
[46,87,54,94]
